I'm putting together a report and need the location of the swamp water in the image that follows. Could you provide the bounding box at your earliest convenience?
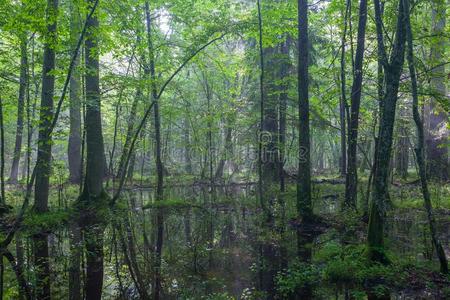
[9,184,450,299]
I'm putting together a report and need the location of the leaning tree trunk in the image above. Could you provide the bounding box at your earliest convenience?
[344,0,368,209]
[33,0,59,298]
[404,0,448,274]
[9,37,28,184]
[80,0,107,298]
[367,0,406,264]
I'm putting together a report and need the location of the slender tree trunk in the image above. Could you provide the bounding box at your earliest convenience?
[144,3,164,299]
[34,0,59,298]
[367,0,406,264]
[344,0,368,209]
[279,37,290,193]
[297,0,312,222]
[339,0,350,178]
[80,0,106,298]
[68,0,82,184]
[404,0,448,274]
[9,38,28,184]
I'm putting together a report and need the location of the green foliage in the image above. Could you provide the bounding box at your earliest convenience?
[275,262,321,298]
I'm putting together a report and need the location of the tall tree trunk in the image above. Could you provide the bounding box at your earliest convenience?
[297,0,312,222]
[367,0,406,264]
[144,3,164,299]
[9,37,28,184]
[68,0,82,184]
[344,0,368,209]
[80,0,106,298]
[339,0,350,178]
[34,0,59,298]
[279,36,290,193]
[426,1,448,181]
[404,0,448,274]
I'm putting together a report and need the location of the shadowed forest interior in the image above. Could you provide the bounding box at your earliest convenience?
[0,0,449,299]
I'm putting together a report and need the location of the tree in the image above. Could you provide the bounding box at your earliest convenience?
[297,0,312,222]
[344,0,368,209]
[33,0,59,298]
[144,2,164,298]
[367,0,407,263]
[404,0,448,274]
[78,0,106,298]
[68,0,82,184]
[425,0,448,181]
[9,36,27,184]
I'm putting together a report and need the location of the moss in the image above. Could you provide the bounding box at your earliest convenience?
[23,209,71,234]
[75,189,111,227]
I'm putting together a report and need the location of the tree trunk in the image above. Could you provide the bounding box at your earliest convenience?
[279,36,290,192]
[297,0,312,221]
[34,0,59,298]
[339,0,350,178]
[426,1,448,181]
[344,0,368,209]
[117,87,141,180]
[404,0,448,274]
[9,38,28,184]
[144,3,164,299]
[68,0,82,184]
[395,115,409,180]
[81,0,106,298]
[215,117,233,180]
[367,0,406,264]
